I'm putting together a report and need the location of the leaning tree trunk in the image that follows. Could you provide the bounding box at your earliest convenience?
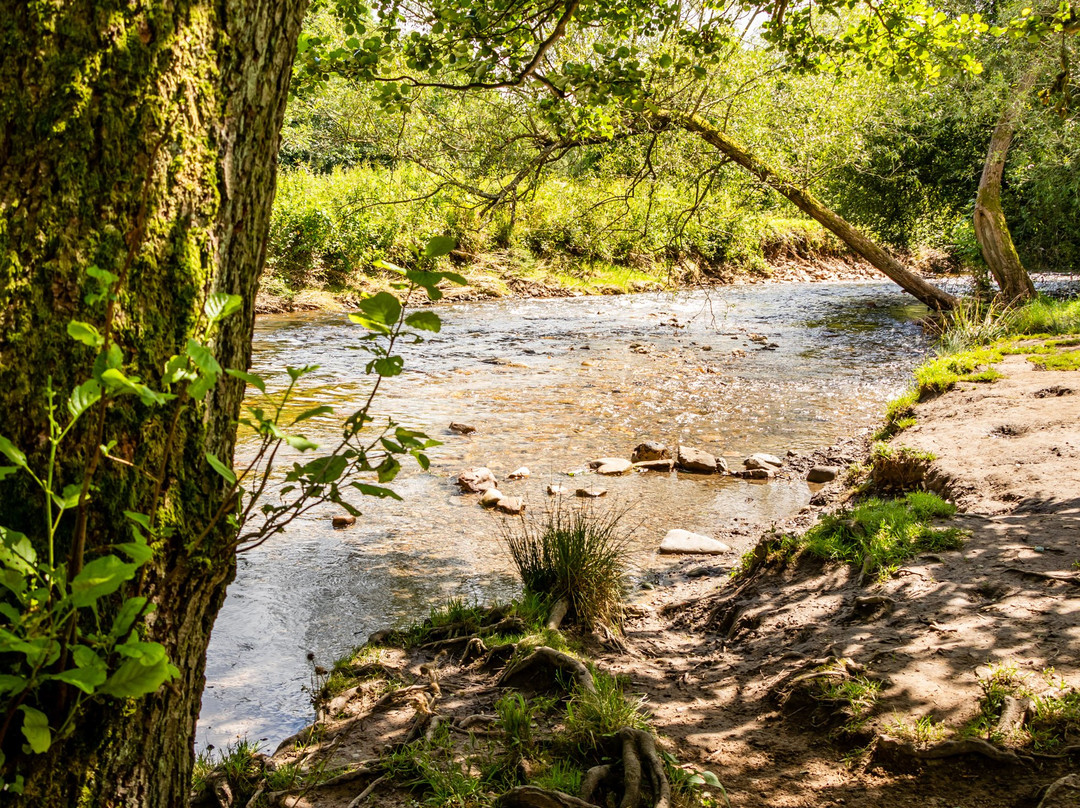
[0,1,307,805]
[973,65,1039,303]
[653,109,958,310]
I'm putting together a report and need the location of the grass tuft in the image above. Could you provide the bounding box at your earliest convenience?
[799,492,962,582]
[502,503,630,630]
[563,671,649,753]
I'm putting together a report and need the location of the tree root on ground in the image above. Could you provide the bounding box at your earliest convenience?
[1005,567,1080,586]
[547,597,570,630]
[497,647,596,694]
[767,656,866,702]
[1036,774,1080,808]
[996,695,1034,737]
[495,728,671,808]
[872,734,1031,766]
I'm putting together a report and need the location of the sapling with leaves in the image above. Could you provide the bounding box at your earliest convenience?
[0,236,463,793]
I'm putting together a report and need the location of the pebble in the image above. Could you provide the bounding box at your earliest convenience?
[659,529,732,555]
[575,487,607,498]
[449,422,476,434]
[331,515,356,529]
[507,467,530,480]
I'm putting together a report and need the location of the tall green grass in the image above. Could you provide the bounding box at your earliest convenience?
[502,504,630,630]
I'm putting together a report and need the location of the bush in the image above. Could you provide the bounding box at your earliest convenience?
[502,504,630,630]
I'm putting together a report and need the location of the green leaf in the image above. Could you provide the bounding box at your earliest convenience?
[0,674,28,695]
[204,293,243,324]
[353,292,402,330]
[284,435,319,451]
[70,555,138,608]
[187,374,213,401]
[404,311,442,333]
[98,655,177,699]
[114,542,154,565]
[372,356,404,377]
[0,435,27,468]
[701,771,722,787]
[110,597,148,638]
[225,369,267,393]
[123,511,152,530]
[0,526,37,575]
[376,456,401,483]
[350,482,403,500]
[204,452,237,485]
[0,466,18,481]
[67,321,104,348]
[68,379,102,420]
[186,339,223,380]
[162,354,196,385]
[49,664,107,695]
[423,235,457,258]
[18,706,50,754]
[292,405,334,423]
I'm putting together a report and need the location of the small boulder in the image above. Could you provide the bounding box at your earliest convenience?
[507,467,530,480]
[480,489,504,508]
[744,453,783,470]
[458,467,497,493]
[631,442,670,463]
[676,446,720,474]
[588,457,627,470]
[634,459,674,472]
[547,484,568,496]
[807,465,840,484]
[449,422,477,435]
[575,487,607,498]
[742,468,773,480]
[659,529,732,555]
[495,497,525,515]
[597,459,634,475]
[331,515,356,529]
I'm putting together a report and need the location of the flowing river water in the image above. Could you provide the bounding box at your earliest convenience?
[197,280,934,751]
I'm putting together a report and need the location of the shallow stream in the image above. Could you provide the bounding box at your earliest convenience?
[198,281,932,750]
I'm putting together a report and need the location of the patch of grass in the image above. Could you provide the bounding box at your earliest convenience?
[496,692,535,752]
[887,714,949,746]
[934,300,1017,354]
[383,724,508,806]
[966,664,1080,752]
[914,346,1005,397]
[502,503,630,630]
[191,739,265,805]
[562,671,649,754]
[531,760,584,795]
[1028,343,1080,371]
[867,443,938,494]
[874,389,919,440]
[813,666,882,733]
[1009,297,1080,336]
[799,492,962,582]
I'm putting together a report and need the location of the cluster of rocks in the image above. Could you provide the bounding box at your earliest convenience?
[457,467,527,514]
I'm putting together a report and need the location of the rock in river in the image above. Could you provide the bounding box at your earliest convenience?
[588,457,626,469]
[575,487,607,498]
[458,467,497,493]
[331,515,356,529]
[547,484,568,496]
[597,459,633,475]
[507,467,531,480]
[449,422,477,435]
[676,445,720,474]
[659,529,732,555]
[807,465,840,483]
[631,441,670,463]
[495,497,525,515]
[635,459,674,472]
[744,453,783,471]
[480,489,504,508]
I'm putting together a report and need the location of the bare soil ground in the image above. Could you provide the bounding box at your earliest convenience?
[601,350,1080,808]
[252,346,1080,808]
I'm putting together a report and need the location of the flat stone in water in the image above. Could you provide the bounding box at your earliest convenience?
[576,487,607,498]
[588,457,627,469]
[807,465,840,483]
[659,529,732,555]
[597,459,633,475]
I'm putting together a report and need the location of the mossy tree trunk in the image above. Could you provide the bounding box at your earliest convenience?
[653,109,958,311]
[973,66,1038,303]
[0,1,306,805]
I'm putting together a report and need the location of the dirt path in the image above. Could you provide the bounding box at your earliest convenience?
[607,349,1080,807]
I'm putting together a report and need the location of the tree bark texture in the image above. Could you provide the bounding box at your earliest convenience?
[973,66,1038,303]
[653,109,958,311]
[0,1,307,805]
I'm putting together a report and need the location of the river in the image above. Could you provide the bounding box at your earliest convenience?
[197,280,933,751]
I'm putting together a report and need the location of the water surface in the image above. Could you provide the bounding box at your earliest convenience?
[198,281,931,749]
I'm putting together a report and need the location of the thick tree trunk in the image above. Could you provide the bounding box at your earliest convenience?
[0,1,307,805]
[653,109,958,310]
[973,66,1038,303]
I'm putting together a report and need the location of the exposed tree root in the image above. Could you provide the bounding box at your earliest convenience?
[497,647,597,694]
[996,695,1034,737]
[496,785,598,807]
[1036,773,1080,808]
[1006,567,1080,586]
[580,764,615,803]
[547,597,570,630]
[873,734,1031,766]
[768,656,865,701]
[346,773,388,808]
